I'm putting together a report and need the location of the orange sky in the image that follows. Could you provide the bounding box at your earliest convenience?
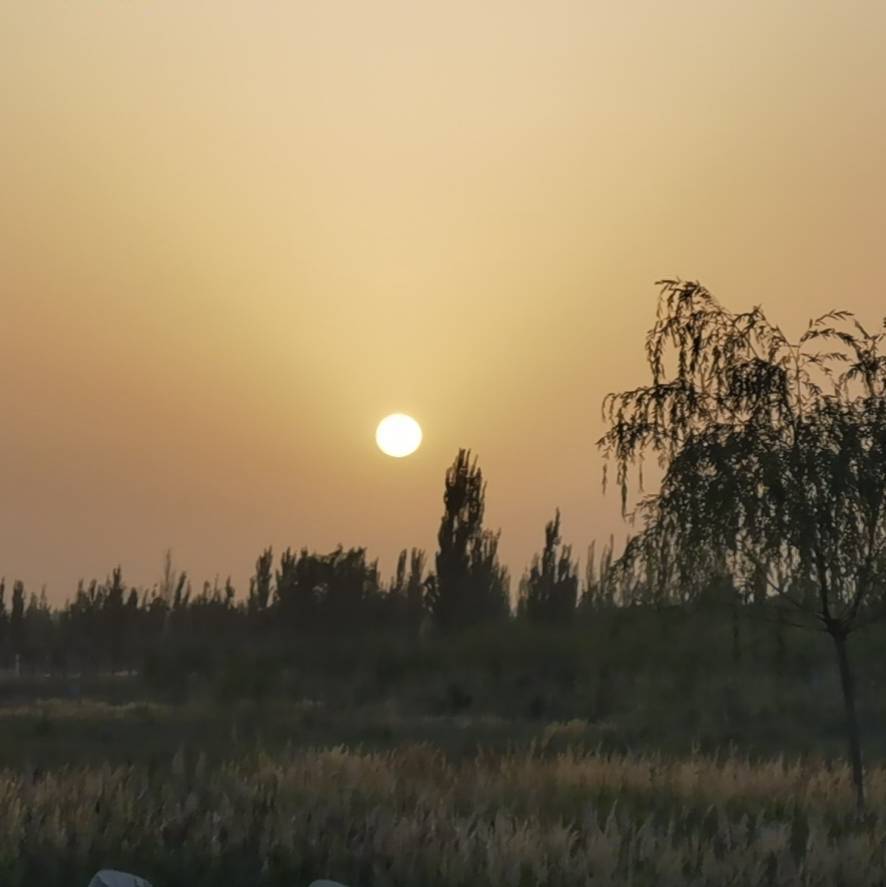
[2,1,885,600]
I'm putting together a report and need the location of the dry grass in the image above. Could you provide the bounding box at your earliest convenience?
[1,732,886,886]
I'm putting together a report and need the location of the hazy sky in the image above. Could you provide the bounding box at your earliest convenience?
[3,1,885,599]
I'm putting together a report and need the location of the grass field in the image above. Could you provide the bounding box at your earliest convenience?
[1,612,885,886]
[0,699,883,886]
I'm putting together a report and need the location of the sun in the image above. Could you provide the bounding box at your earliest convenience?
[376,413,422,458]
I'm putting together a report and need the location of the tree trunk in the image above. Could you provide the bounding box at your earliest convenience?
[731,598,741,664]
[774,607,787,708]
[832,629,865,815]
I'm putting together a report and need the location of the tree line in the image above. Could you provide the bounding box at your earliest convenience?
[0,447,646,677]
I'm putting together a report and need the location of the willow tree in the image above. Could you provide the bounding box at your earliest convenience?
[599,279,886,813]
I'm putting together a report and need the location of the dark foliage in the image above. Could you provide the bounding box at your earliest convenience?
[518,510,579,624]
[427,449,510,631]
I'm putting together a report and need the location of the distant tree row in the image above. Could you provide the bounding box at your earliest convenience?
[0,447,650,677]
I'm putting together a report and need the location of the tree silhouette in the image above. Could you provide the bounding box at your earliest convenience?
[248,547,274,615]
[320,546,380,629]
[104,567,126,672]
[582,537,616,609]
[0,580,8,664]
[273,546,383,632]
[599,279,886,813]
[519,510,578,623]
[10,581,25,658]
[389,548,429,635]
[430,449,509,630]
[466,529,511,624]
[404,548,428,630]
[275,547,318,630]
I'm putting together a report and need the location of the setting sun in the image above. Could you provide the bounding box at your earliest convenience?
[376,414,422,458]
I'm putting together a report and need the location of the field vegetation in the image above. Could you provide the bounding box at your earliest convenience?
[4,718,886,886]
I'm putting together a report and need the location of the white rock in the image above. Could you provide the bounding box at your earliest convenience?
[88,871,153,887]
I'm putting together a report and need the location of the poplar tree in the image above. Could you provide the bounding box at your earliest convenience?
[520,510,578,623]
[430,449,509,630]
